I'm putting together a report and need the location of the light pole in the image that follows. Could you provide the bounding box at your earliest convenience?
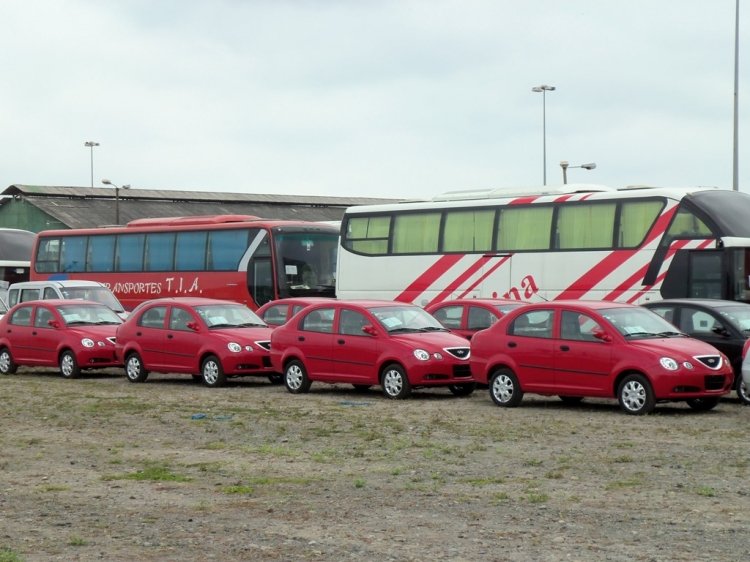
[560,161,596,184]
[84,141,100,187]
[733,0,739,191]
[101,178,131,225]
[531,84,555,185]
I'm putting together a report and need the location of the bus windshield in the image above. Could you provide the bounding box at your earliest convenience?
[275,231,338,298]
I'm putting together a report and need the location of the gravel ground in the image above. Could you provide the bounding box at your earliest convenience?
[1,368,749,562]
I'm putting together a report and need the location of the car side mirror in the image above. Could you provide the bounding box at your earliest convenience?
[711,326,730,337]
[48,319,61,329]
[186,321,201,332]
[362,324,378,336]
[592,328,612,342]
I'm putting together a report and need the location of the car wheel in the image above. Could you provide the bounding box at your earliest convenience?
[489,368,523,407]
[284,360,311,394]
[0,348,17,375]
[617,374,655,415]
[686,397,720,411]
[736,376,750,406]
[559,396,584,405]
[381,364,411,399]
[59,350,81,379]
[125,352,149,383]
[268,373,283,385]
[201,355,226,387]
[448,383,476,397]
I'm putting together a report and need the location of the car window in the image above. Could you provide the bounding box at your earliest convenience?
[646,306,676,326]
[10,306,33,326]
[43,287,58,300]
[561,311,603,341]
[432,305,463,329]
[509,310,554,338]
[301,308,335,333]
[139,306,167,329]
[468,306,496,330]
[680,307,721,335]
[34,307,55,328]
[261,304,288,326]
[20,289,41,303]
[339,309,369,336]
[169,307,195,331]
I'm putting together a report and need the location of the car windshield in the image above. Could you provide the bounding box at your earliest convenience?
[194,304,267,328]
[716,305,750,333]
[369,305,447,333]
[60,286,125,313]
[600,307,684,339]
[57,304,123,326]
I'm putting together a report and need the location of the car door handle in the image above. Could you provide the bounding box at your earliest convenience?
[298,336,305,342]
[136,331,142,336]
[560,345,570,352]
[167,334,174,339]
[508,341,517,348]
[32,331,37,336]
[337,339,345,345]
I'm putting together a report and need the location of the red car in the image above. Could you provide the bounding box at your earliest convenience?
[256,297,335,328]
[270,300,474,399]
[470,301,733,415]
[425,298,524,340]
[115,297,275,387]
[0,299,121,378]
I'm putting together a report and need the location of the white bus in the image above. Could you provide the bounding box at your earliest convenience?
[0,228,35,303]
[336,185,750,306]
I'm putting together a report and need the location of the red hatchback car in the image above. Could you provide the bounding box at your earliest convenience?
[115,297,275,387]
[256,297,334,328]
[270,300,474,399]
[425,298,524,340]
[470,301,734,415]
[0,300,121,378]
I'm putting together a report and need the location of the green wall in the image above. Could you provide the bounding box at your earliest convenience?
[0,199,67,232]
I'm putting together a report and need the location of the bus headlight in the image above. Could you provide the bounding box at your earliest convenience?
[227,342,242,353]
[660,357,679,371]
[81,338,95,348]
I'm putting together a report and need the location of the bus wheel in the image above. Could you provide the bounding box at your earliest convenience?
[0,348,17,375]
[617,374,655,415]
[489,368,523,407]
[201,355,226,387]
[125,353,149,383]
[59,350,81,379]
[284,360,311,394]
[448,383,476,397]
[381,364,411,399]
[736,376,750,406]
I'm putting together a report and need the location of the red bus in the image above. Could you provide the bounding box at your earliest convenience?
[31,215,338,311]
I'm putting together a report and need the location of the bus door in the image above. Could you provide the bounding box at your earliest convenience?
[661,249,724,299]
[242,230,275,308]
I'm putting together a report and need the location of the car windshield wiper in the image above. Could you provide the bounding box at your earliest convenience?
[418,326,448,332]
[94,321,121,325]
[388,327,419,333]
[655,331,686,337]
[623,331,658,338]
[208,323,236,329]
[238,322,266,328]
[65,320,91,326]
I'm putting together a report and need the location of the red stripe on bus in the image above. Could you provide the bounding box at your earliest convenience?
[394,254,464,303]
[554,206,678,300]
[510,196,539,205]
[426,255,493,306]
[456,255,512,299]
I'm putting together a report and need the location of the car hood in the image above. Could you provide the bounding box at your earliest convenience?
[390,331,470,350]
[69,325,120,340]
[629,337,723,358]
[208,326,273,341]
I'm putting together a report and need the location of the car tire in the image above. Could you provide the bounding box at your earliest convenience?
[268,373,283,385]
[201,355,226,387]
[448,383,476,397]
[125,352,149,383]
[0,348,17,375]
[59,350,81,379]
[686,397,720,411]
[489,368,523,407]
[617,374,655,415]
[381,364,411,399]
[284,360,311,394]
[735,376,750,406]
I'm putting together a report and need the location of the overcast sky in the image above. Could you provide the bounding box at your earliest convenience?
[1,1,747,200]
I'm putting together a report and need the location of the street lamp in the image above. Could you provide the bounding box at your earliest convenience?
[531,84,555,185]
[101,178,131,225]
[84,141,100,187]
[560,161,596,184]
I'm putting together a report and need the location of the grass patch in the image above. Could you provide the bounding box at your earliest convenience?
[462,476,506,487]
[0,547,23,562]
[68,536,87,546]
[354,478,366,488]
[223,485,254,495]
[696,486,717,497]
[605,477,643,490]
[526,491,549,503]
[104,463,191,483]
[37,484,70,493]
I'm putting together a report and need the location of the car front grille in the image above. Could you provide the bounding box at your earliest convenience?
[704,375,726,390]
[255,340,271,351]
[444,347,470,360]
[452,364,472,378]
[694,355,722,370]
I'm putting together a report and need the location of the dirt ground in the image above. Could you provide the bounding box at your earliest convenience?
[1,367,749,562]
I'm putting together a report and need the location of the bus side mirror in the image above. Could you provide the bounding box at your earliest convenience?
[362,324,378,336]
[187,321,201,332]
[592,328,612,342]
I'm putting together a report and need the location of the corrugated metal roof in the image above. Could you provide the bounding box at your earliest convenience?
[3,184,396,206]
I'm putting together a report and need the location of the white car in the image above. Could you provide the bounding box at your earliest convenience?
[0,296,7,320]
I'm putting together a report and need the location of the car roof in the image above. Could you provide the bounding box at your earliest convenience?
[511,300,637,311]
[257,297,334,309]
[643,298,750,308]
[135,297,249,307]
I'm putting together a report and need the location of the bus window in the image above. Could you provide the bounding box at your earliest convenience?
[618,200,663,248]
[60,236,87,272]
[145,232,176,271]
[36,238,60,272]
[557,203,616,249]
[393,213,440,254]
[497,206,553,251]
[667,208,713,237]
[86,235,116,272]
[208,230,249,270]
[116,234,145,272]
[442,209,495,252]
[345,215,390,255]
[175,231,207,271]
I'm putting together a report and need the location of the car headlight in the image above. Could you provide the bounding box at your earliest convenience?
[413,349,430,361]
[227,342,242,353]
[660,357,679,371]
[81,338,95,348]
